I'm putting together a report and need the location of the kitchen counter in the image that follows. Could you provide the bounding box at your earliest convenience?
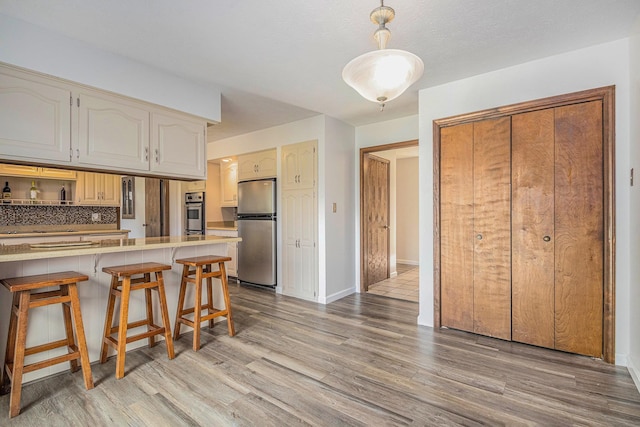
[207,221,238,231]
[0,234,241,384]
[0,235,241,262]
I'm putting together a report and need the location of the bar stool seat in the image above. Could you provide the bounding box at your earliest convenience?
[1,271,94,418]
[100,262,174,379]
[174,255,235,351]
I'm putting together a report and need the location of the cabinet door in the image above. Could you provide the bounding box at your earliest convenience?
[281,147,299,191]
[150,112,205,179]
[227,241,238,277]
[220,162,238,206]
[296,142,316,189]
[255,151,277,178]
[76,90,149,171]
[75,172,101,204]
[237,154,258,181]
[0,71,71,163]
[0,164,40,177]
[101,174,121,206]
[39,167,77,180]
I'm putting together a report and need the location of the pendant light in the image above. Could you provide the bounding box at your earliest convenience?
[342,1,424,110]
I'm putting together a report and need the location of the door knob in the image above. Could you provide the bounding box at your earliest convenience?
[476,234,483,240]
[543,235,551,242]
[383,225,389,230]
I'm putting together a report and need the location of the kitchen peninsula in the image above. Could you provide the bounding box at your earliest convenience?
[0,234,240,384]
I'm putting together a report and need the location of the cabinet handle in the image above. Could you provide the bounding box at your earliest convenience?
[543,235,551,242]
[76,149,80,159]
[155,149,159,163]
[476,234,483,240]
[145,147,149,161]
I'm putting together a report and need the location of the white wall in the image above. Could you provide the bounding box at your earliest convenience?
[628,18,640,386]
[322,116,356,302]
[418,39,632,366]
[354,115,419,291]
[0,14,221,122]
[207,115,356,303]
[206,163,223,222]
[396,157,419,264]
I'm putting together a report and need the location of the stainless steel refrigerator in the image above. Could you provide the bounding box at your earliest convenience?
[237,178,277,288]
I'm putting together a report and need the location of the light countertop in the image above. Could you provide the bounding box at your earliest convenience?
[0,235,241,262]
[207,221,237,231]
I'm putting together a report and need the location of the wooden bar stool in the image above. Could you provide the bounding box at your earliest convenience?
[0,271,94,418]
[174,255,235,351]
[100,262,174,379]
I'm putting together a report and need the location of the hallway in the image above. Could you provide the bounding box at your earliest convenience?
[367,263,418,303]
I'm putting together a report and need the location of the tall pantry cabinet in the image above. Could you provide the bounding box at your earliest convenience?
[436,87,614,361]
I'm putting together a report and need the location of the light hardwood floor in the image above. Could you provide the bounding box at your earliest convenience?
[2,282,639,426]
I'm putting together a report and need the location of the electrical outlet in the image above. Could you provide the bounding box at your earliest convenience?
[91,212,101,222]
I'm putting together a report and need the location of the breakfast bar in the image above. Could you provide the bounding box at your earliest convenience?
[0,235,241,384]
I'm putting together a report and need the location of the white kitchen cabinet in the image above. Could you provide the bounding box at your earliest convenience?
[237,149,277,181]
[281,140,316,191]
[281,188,317,301]
[75,172,121,206]
[0,68,72,163]
[183,180,206,192]
[150,112,206,178]
[75,89,149,171]
[0,64,207,181]
[206,229,238,277]
[0,164,76,180]
[220,161,238,206]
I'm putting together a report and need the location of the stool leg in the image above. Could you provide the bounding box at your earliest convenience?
[173,265,189,341]
[145,273,155,348]
[192,266,203,351]
[206,265,214,329]
[60,284,79,373]
[68,283,94,390]
[155,272,174,359]
[8,291,30,418]
[219,262,236,337]
[100,275,119,364]
[115,276,132,379]
[1,292,19,394]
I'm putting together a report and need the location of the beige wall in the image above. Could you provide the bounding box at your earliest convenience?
[396,157,419,264]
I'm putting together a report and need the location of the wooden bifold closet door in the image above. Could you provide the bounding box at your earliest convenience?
[439,97,605,359]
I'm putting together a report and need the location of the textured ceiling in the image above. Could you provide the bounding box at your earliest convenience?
[1,0,639,141]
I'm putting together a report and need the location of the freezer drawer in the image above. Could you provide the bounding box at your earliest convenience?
[237,219,276,287]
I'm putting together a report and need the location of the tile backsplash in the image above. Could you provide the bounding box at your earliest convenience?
[0,205,118,227]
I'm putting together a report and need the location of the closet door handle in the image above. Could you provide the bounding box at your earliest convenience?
[476,234,483,240]
[543,235,551,242]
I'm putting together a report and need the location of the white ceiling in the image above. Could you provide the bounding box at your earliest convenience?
[1,1,639,142]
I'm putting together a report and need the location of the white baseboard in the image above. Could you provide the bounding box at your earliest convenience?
[628,355,640,394]
[323,287,356,304]
[397,259,419,266]
[390,271,398,278]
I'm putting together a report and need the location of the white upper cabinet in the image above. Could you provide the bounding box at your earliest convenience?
[150,112,205,178]
[75,89,149,171]
[0,64,207,180]
[237,149,277,181]
[0,68,72,163]
[281,140,316,191]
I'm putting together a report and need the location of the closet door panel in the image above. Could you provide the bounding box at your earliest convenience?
[473,117,512,340]
[440,123,474,332]
[554,100,604,357]
[511,109,555,348]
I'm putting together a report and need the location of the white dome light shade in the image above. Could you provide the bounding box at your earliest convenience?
[342,48,424,105]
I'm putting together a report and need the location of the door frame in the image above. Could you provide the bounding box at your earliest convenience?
[360,139,418,293]
[432,86,616,363]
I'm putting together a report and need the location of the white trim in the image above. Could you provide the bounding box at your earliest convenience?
[628,355,640,394]
[324,287,356,304]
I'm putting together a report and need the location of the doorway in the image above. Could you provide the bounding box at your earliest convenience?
[144,178,170,237]
[360,140,419,302]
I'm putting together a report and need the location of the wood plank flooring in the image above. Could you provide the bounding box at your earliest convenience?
[2,282,639,426]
